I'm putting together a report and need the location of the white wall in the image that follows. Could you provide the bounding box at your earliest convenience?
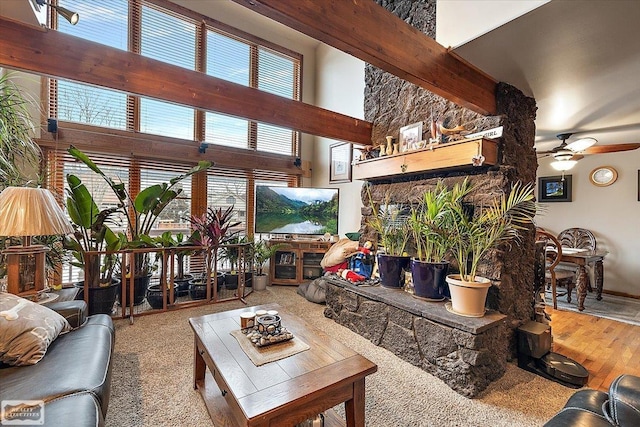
[436,0,548,47]
[536,151,640,296]
[312,44,365,237]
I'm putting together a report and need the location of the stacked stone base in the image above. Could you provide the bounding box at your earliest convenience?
[323,280,508,397]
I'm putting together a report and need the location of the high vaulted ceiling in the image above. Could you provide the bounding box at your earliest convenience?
[453,0,640,152]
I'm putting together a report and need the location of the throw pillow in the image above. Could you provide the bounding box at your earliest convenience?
[0,292,72,366]
[320,238,359,268]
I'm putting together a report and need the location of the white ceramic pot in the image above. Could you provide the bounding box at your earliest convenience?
[253,274,269,291]
[445,274,492,317]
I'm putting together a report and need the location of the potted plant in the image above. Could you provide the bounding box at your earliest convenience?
[408,180,468,300]
[367,190,411,289]
[187,205,240,300]
[219,235,249,290]
[151,231,195,297]
[64,174,125,315]
[443,179,536,317]
[252,240,289,291]
[67,146,212,306]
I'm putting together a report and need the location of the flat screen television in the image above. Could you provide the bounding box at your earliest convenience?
[255,186,339,235]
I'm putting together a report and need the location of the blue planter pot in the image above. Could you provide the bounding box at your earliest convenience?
[377,254,410,289]
[410,260,449,300]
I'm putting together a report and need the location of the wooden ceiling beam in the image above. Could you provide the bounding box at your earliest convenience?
[36,122,305,175]
[0,16,372,145]
[231,0,497,116]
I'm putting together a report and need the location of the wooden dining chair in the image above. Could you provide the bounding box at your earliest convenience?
[535,229,575,309]
[558,227,597,291]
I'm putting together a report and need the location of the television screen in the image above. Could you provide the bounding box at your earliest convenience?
[255,186,339,235]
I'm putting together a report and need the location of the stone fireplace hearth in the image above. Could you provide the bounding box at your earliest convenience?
[322,0,540,397]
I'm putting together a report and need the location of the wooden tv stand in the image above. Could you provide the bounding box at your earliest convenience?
[268,239,333,286]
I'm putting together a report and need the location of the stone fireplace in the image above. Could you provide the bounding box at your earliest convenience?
[324,0,539,397]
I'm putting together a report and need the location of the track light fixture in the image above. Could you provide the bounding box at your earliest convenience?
[199,143,209,154]
[35,0,79,25]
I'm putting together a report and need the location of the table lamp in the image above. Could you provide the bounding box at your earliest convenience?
[0,187,73,300]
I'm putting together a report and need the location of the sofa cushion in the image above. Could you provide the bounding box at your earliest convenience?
[0,314,114,418]
[0,293,72,366]
[543,407,612,427]
[564,389,609,416]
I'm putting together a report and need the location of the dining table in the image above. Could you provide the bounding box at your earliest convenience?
[559,247,608,311]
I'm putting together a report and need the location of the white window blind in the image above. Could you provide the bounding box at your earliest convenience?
[140,3,197,70]
[57,80,128,129]
[207,173,248,233]
[139,97,195,140]
[140,166,192,237]
[207,30,250,86]
[58,0,128,50]
[257,47,297,99]
[204,112,248,148]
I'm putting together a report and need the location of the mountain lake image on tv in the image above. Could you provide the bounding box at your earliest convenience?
[255,186,338,235]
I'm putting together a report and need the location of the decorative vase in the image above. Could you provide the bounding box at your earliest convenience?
[385,136,394,155]
[379,143,387,156]
[410,260,448,301]
[377,254,410,289]
[392,143,399,155]
[445,274,491,317]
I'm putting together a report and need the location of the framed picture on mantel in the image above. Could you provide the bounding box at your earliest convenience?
[538,175,572,202]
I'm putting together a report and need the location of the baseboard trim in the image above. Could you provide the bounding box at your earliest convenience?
[602,290,640,299]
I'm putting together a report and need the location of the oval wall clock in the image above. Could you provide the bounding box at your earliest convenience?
[589,166,618,186]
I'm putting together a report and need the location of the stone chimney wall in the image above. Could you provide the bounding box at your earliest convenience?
[362,0,539,348]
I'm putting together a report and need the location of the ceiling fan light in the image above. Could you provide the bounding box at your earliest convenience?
[554,150,575,161]
[566,137,597,152]
[551,159,577,171]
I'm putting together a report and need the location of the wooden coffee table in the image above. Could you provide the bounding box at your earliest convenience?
[189,303,377,427]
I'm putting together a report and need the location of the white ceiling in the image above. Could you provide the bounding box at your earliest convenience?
[452,0,640,152]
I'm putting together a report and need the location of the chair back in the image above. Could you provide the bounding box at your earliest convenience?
[536,229,563,271]
[558,228,596,250]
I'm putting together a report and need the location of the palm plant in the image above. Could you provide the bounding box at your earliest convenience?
[367,189,411,256]
[409,180,470,263]
[0,72,42,189]
[253,240,289,276]
[445,179,536,282]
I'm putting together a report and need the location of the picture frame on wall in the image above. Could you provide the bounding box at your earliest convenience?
[538,175,572,202]
[329,142,352,183]
[399,122,423,152]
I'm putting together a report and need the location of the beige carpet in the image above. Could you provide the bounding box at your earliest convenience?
[106,286,575,427]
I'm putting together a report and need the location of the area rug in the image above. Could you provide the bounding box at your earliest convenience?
[551,291,640,327]
[107,286,575,427]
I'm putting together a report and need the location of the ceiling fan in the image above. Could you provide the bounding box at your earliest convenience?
[537,133,640,170]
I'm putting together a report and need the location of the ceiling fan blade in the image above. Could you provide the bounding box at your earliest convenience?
[583,143,640,154]
[536,150,556,156]
[570,154,584,161]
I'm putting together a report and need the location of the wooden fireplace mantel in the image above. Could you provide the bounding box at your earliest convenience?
[352,137,498,181]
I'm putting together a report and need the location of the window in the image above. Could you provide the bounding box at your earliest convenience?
[140,167,192,236]
[50,1,301,157]
[207,174,247,233]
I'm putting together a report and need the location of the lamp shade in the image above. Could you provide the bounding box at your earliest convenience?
[550,160,577,171]
[0,187,73,237]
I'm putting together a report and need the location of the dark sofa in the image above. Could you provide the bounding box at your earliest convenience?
[0,301,115,427]
[545,374,640,427]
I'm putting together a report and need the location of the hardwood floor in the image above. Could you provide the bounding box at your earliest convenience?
[547,306,640,392]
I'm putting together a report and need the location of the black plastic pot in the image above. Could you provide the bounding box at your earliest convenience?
[146,283,178,309]
[188,273,224,300]
[74,280,119,315]
[224,272,238,290]
[377,254,410,289]
[175,274,194,297]
[117,274,150,306]
[410,260,449,300]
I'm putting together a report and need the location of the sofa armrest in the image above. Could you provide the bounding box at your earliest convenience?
[46,301,87,328]
[607,374,640,426]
